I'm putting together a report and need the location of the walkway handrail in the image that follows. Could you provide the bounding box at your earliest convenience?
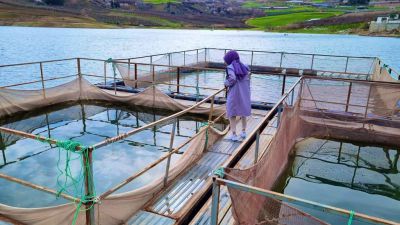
[0,173,78,202]
[92,86,226,149]
[205,47,377,59]
[99,111,226,199]
[213,177,398,225]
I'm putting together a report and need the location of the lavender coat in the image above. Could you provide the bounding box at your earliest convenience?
[224,64,251,118]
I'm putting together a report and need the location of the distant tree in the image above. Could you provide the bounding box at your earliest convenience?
[44,0,64,5]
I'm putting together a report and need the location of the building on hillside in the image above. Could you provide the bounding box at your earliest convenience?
[369,14,400,32]
[369,0,400,6]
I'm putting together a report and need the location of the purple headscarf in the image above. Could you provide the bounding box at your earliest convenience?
[223,50,249,80]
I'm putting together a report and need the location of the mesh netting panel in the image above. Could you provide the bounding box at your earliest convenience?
[312,55,347,72]
[225,77,400,224]
[281,53,313,70]
[0,76,227,224]
[207,49,225,64]
[252,52,282,68]
[346,58,375,75]
[236,51,252,65]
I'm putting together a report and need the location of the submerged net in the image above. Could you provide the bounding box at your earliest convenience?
[0,77,227,225]
[225,77,400,224]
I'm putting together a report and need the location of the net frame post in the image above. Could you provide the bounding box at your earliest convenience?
[345,56,349,73]
[177,67,180,93]
[103,61,107,86]
[210,177,221,225]
[279,52,284,68]
[345,81,352,112]
[290,87,295,106]
[204,48,207,65]
[277,105,282,126]
[362,83,373,128]
[128,58,131,81]
[113,62,117,95]
[77,58,81,77]
[311,54,315,70]
[83,147,95,225]
[196,49,199,65]
[250,51,254,71]
[164,119,177,187]
[208,95,215,122]
[254,130,260,164]
[134,63,138,88]
[39,62,46,98]
[183,51,186,66]
[281,74,286,95]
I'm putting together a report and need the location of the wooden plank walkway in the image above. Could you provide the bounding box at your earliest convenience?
[127,113,266,225]
[189,117,279,225]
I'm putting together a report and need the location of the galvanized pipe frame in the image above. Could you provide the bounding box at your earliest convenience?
[211,177,398,225]
[205,47,377,60]
[205,47,379,74]
[0,173,79,202]
[0,74,77,88]
[0,105,226,224]
[113,58,376,83]
[83,73,222,91]
[91,86,226,149]
[209,76,398,225]
[99,110,227,200]
[208,77,303,225]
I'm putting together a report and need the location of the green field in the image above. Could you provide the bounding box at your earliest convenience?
[242,1,264,8]
[284,22,368,34]
[265,6,317,14]
[247,11,343,29]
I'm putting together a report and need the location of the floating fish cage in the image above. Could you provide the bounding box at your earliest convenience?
[0,49,399,225]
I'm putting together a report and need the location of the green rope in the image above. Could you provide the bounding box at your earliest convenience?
[107,58,118,82]
[35,136,97,225]
[213,167,225,178]
[347,210,355,225]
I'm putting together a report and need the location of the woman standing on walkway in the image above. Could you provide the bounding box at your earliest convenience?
[224,50,251,141]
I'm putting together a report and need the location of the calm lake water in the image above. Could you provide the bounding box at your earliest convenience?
[1,26,398,103]
[0,102,225,207]
[1,26,399,71]
[274,138,400,223]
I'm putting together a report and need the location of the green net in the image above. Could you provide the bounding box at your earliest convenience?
[36,137,97,225]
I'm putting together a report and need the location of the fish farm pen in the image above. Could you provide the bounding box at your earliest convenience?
[0,48,399,225]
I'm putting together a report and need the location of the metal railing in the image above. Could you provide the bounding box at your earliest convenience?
[0,56,229,225]
[211,177,398,225]
[119,48,395,79]
[208,75,400,225]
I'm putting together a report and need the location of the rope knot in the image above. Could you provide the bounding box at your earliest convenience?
[106,58,113,63]
[55,140,86,153]
[213,167,225,178]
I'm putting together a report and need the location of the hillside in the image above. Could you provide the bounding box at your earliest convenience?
[0,0,399,36]
[0,0,262,28]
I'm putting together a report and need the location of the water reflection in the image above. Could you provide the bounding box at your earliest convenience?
[0,101,226,207]
[275,138,400,223]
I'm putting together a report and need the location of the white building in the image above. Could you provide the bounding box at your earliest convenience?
[369,14,400,32]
